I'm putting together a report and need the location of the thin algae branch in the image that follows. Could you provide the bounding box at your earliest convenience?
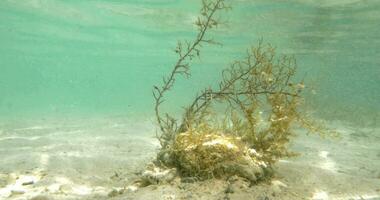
[152,0,230,149]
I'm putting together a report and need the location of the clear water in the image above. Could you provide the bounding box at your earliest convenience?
[0,0,379,199]
[1,0,378,124]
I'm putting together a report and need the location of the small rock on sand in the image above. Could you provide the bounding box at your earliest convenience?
[11,189,26,195]
[22,180,34,185]
[108,187,125,197]
[30,195,51,200]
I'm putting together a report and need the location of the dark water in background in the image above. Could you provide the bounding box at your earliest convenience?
[0,0,379,126]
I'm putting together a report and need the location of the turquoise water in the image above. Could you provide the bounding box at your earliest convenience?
[0,0,379,125]
[0,1,380,199]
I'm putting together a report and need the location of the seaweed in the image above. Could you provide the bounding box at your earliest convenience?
[152,0,230,150]
[150,0,334,182]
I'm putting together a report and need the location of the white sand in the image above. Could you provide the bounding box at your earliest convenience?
[0,117,379,200]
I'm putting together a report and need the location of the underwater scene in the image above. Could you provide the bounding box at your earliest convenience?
[0,0,379,199]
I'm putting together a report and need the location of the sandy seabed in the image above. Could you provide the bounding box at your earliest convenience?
[0,116,379,200]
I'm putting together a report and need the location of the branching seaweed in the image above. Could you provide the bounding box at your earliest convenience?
[151,0,334,181]
[153,0,230,149]
[177,42,303,164]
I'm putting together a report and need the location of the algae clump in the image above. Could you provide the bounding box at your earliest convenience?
[172,127,267,182]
